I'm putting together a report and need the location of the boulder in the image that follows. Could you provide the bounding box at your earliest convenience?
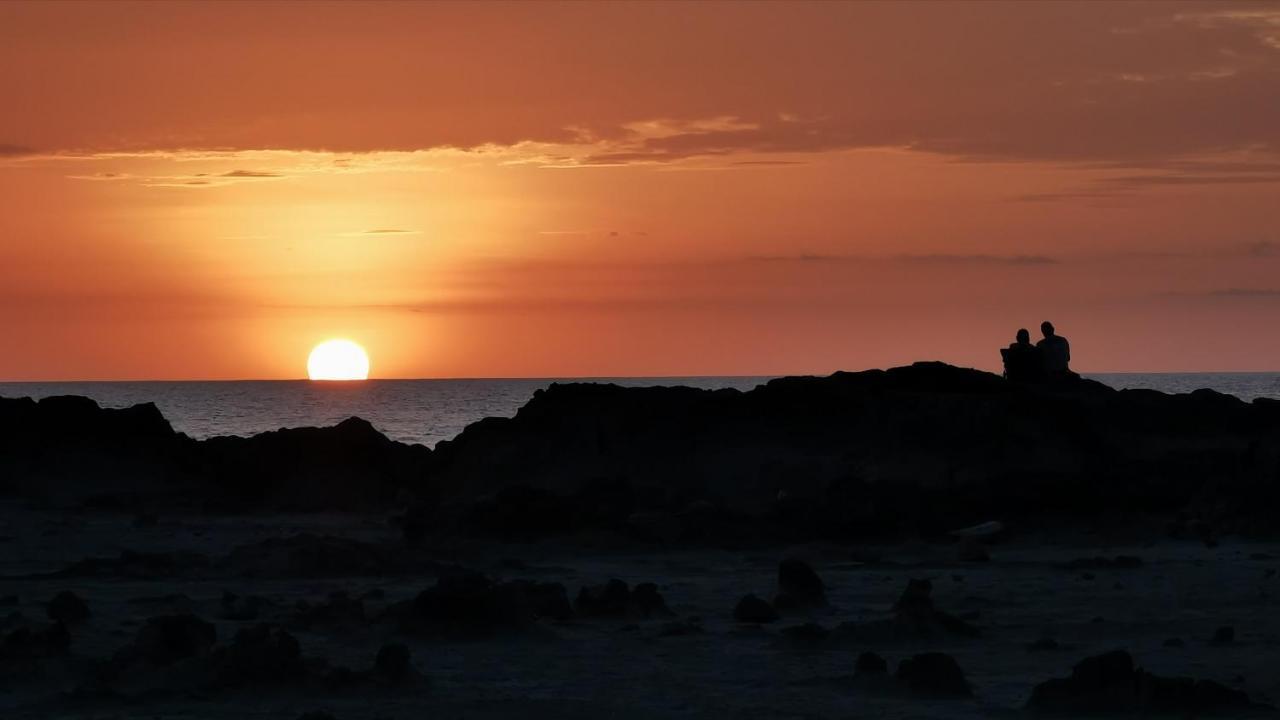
[891,578,979,639]
[576,579,673,619]
[373,642,413,685]
[213,624,305,687]
[125,614,217,665]
[855,651,888,676]
[896,652,971,697]
[733,594,780,624]
[1027,650,1260,714]
[46,591,90,624]
[0,622,70,661]
[775,558,826,609]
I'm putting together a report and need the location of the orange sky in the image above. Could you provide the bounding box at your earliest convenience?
[2,1,1279,379]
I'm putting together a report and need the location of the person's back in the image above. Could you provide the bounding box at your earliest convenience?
[1002,329,1042,382]
[1036,321,1071,379]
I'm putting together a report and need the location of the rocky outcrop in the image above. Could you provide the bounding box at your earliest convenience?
[419,362,1280,539]
[1027,650,1263,715]
[6,362,1280,536]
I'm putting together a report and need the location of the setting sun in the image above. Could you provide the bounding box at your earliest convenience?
[307,339,370,381]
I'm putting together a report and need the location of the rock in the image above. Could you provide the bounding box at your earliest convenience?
[126,614,217,665]
[891,578,979,639]
[896,652,971,696]
[507,580,573,621]
[401,569,556,635]
[0,622,70,661]
[214,624,305,687]
[46,591,90,624]
[1027,650,1260,714]
[1212,626,1235,645]
[733,594,780,624]
[956,537,989,562]
[855,651,888,676]
[576,579,672,619]
[373,642,412,684]
[775,558,826,609]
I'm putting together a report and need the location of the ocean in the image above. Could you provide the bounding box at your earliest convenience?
[1,373,1277,448]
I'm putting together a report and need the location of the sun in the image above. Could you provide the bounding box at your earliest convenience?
[307,339,370,381]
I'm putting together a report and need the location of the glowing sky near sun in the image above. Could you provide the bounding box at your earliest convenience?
[1,1,1279,379]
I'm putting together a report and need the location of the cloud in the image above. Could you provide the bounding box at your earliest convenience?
[0,144,35,157]
[747,252,1059,266]
[219,169,283,178]
[5,3,1280,168]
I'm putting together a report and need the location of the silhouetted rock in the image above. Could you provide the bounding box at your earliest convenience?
[1027,650,1260,714]
[506,580,573,621]
[399,569,539,635]
[855,651,888,676]
[124,614,217,665]
[891,578,979,639]
[733,594,780,624]
[213,624,305,687]
[373,643,413,685]
[0,622,70,662]
[46,590,90,624]
[576,579,673,619]
[896,652,971,696]
[775,558,826,609]
[1212,626,1235,645]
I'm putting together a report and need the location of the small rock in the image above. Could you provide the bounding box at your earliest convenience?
[374,642,412,684]
[1211,626,1234,645]
[776,558,826,608]
[855,651,888,676]
[128,614,217,665]
[46,591,90,624]
[733,594,780,624]
[896,652,971,696]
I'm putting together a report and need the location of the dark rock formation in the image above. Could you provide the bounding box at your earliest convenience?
[46,591,90,624]
[0,622,70,662]
[213,624,306,687]
[373,643,413,685]
[733,594,780,624]
[775,558,826,609]
[891,578,979,639]
[1027,650,1261,714]
[575,579,673,619]
[896,652,971,697]
[7,362,1280,536]
[417,362,1280,539]
[855,651,888,676]
[395,569,562,635]
[121,614,217,666]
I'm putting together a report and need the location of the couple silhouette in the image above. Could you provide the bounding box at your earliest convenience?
[1001,321,1072,382]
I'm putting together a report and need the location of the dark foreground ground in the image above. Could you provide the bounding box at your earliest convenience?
[2,507,1279,719]
[4,363,1280,717]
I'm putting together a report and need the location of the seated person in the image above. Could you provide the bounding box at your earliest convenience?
[1036,321,1072,380]
[1001,328,1043,381]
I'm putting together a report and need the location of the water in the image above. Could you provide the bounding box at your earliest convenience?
[1,373,1277,448]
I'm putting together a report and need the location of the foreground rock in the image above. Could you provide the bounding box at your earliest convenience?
[7,362,1280,537]
[1027,650,1264,715]
[896,653,971,697]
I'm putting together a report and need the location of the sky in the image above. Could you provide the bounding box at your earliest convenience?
[2,0,1279,380]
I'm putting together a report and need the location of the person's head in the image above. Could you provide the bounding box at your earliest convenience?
[1041,321,1055,338]
[1016,328,1030,345]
